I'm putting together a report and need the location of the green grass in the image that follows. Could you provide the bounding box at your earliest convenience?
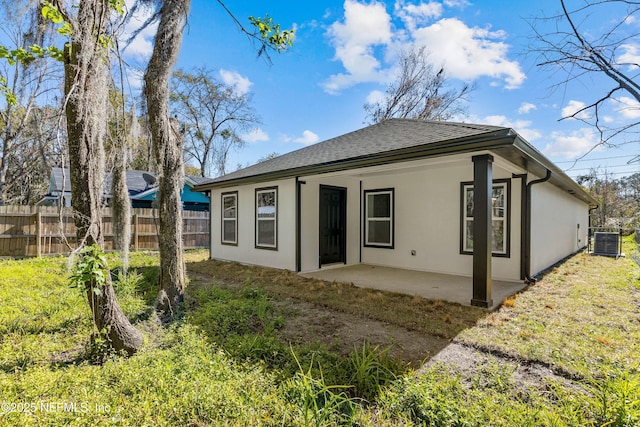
[457,238,640,379]
[368,237,640,426]
[0,243,639,426]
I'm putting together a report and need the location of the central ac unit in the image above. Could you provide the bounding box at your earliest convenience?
[593,232,620,257]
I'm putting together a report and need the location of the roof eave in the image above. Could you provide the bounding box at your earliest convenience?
[193,128,597,207]
[193,129,516,191]
[510,136,598,206]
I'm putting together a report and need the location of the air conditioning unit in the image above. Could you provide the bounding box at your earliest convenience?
[593,232,621,257]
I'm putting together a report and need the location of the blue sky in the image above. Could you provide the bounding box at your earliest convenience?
[122,0,640,180]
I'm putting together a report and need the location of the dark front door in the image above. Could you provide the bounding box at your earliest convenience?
[319,186,346,266]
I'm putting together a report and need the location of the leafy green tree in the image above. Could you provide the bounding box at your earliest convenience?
[578,170,640,228]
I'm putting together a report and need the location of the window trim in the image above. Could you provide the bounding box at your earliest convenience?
[460,179,511,258]
[255,186,278,250]
[221,191,238,246]
[363,188,395,249]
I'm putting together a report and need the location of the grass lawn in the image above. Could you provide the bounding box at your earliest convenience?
[0,239,638,426]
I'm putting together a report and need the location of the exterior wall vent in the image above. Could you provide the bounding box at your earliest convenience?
[593,232,621,257]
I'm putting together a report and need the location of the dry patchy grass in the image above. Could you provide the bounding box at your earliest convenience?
[457,239,640,379]
[186,259,487,340]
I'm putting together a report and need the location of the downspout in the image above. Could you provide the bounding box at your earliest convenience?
[359,180,363,264]
[295,178,305,272]
[206,190,212,260]
[524,169,551,283]
[512,174,527,280]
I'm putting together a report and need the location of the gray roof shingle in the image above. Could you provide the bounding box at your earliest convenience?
[201,119,506,185]
[50,167,207,196]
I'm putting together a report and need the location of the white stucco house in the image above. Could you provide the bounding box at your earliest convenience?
[193,119,597,308]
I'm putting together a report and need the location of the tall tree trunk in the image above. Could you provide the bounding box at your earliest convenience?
[64,0,142,354]
[143,0,191,316]
[112,137,131,273]
[0,149,10,205]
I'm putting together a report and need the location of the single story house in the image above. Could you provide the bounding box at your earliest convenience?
[38,167,210,211]
[193,119,597,308]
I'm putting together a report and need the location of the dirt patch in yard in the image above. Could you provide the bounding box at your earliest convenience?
[424,341,583,393]
[274,297,450,366]
[186,263,459,368]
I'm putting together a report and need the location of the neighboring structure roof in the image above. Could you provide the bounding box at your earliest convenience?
[193,119,596,206]
[49,167,208,198]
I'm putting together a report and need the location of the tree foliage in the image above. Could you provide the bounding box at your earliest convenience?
[170,67,260,177]
[530,0,640,149]
[578,171,640,228]
[0,0,63,205]
[364,46,473,124]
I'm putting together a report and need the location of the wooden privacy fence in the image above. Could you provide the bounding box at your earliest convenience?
[0,206,209,257]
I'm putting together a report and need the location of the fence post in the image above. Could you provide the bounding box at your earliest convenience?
[35,209,42,257]
[132,213,138,251]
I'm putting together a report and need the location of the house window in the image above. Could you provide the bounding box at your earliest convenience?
[256,187,277,249]
[364,189,394,248]
[221,192,237,245]
[461,180,510,256]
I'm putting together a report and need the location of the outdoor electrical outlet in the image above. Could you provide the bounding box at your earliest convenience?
[411,250,416,256]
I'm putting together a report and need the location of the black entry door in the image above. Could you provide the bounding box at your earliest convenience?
[319,186,346,266]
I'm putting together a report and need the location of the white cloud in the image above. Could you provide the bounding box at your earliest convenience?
[242,128,269,143]
[115,0,158,89]
[323,1,525,94]
[479,115,541,141]
[561,100,592,120]
[518,102,537,114]
[365,89,386,105]
[614,96,640,119]
[219,70,253,96]
[395,0,443,31]
[120,0,157,61]
[410,18,525,88]
[542,128,601,159]
[323,0,394,93]
[295,130,320,145]
[444,0,470,7]
[618,44,640,69]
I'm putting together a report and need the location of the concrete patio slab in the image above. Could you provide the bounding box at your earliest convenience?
[301,264,527,310]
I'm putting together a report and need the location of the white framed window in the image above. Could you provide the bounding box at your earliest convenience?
[256,187,277,249]
[221,192,238,245]
[461,180,510,256]
[364,188,394,248]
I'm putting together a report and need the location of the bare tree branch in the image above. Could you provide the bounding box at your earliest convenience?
[364,46,474,124]
[529,0,640,147]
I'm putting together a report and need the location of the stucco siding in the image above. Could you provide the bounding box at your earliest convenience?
[358,159,522,281]
[298,155,522,281]
[209,178,296,271]
[530,181,589,276]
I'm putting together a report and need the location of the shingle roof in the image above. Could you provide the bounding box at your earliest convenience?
[200,119,507,185]
[192,118,597,206]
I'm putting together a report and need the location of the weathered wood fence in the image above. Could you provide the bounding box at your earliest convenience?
[0,206,209,257]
